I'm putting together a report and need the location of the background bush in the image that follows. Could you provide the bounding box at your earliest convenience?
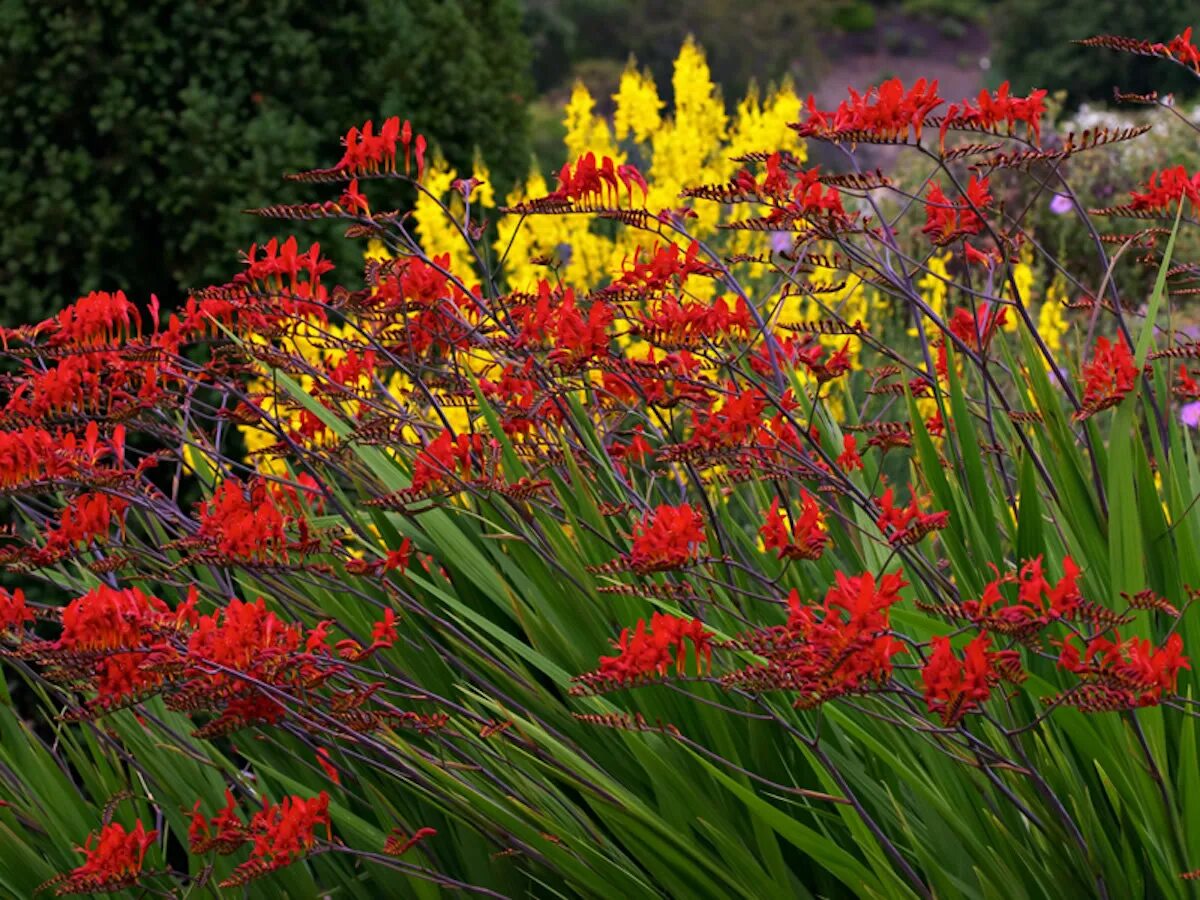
[996,0,1197,103]
[0,0,531,320]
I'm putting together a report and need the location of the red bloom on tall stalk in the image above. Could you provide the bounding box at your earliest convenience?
[1057,632,1189,708]
[937,81,1047,148]
[964,556,1083,633]
[796,78,944,142]
[1125,166,1200,213]
[0,587,32,634]
[572,612,712,693]
[922,176,992,245]
[922,633,1017,725]
[874,487,950,545]
[760,493,829,560]
[627,503,707,573]
[1076,336,1139,420]
[43,821,156,896]
[190,791,332,888]
[721,570,908,707]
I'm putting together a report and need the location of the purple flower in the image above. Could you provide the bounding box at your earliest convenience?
[1181,401,1200,429]
[1049,194,1073,215]
[770,231,792,253]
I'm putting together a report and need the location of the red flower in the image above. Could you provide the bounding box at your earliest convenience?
[837,433,864,471]
[547,153,647,207]
[573,612,712,692]
[948,304,1008,350]
[922,176,992,245]
[922,633,1015,725]
[47,290,141,348]
[0,587,32,634]
[332,116,422,177]
[760,494,829,560]
[198,479,290,562]
[1077,336,1138,419]
[1127,166,1200,213]
[1058,632,1189,706]
[189,790,248,855]
[1157,28,1200,71]
[723,570,907,706]
[964,556,1082,634]
[938,81,1048,149]
[1175,365,1200,400]
[45,821,156,895]
[628,503,707,573]
[194,792,332,887]
[874,487,950,545]
[796,78,944,142]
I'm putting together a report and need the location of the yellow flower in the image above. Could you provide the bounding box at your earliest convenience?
[1003,245,1036,332]
[1038,277,1070,355]
[413,153,476,278]
[563,82,620,162]
[912,252,952,336]
[612,63,663,143]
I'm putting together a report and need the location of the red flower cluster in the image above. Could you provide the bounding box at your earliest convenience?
[39,491,129,562]
[794,338,853,384]
[1175,365,1200,400]
[837,434,864,471]
[632,294,754,349]
[550,152,648,207]
[198,479,292,562]
[796,78,944,142]
[46,290,141,348]
[1058,632,1190,708]
[947,305,1008,351]
[724,570,907,706]
[963,556,1082,632]
[922,176,992,245]
[43,821,156,896]
[874,487,950,545]
[334,116,425,179]
[760,493,829,561]
[937,82,1047,147]
[410,429,486,493]
[600,241,720,297]
[1155,27,1200,71]
[1077,336,1139,419]
[236,236,335,296]
[627,503,707,573]
[572,612,712,693]
[922,633,1016,725]
[1127,165,1200,212]
[190,791,331,887]
[688,385,768,449]
[0,587,31,633]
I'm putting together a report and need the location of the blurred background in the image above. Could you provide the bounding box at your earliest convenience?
[1,0,1196,325]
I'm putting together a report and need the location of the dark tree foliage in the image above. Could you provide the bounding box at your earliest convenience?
[522,0,822,98]
[0,0,531,319]
[996,0,1198,105]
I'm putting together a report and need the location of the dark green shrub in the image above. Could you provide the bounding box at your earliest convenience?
[0,0,531,319]
[995,0,1197,104]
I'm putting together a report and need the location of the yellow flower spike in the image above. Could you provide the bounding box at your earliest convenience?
[613,62,663,143]
[365,239,393,263]
[563,82,620,162]
[1038,277,1070,356]
[1004,245,1036,332]
[912,252,952,336]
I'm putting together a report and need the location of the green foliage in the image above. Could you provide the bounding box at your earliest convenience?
[995,0,1198,104]
[0,0,531,320]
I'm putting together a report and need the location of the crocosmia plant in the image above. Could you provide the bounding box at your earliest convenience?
[5,28,1200,900]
